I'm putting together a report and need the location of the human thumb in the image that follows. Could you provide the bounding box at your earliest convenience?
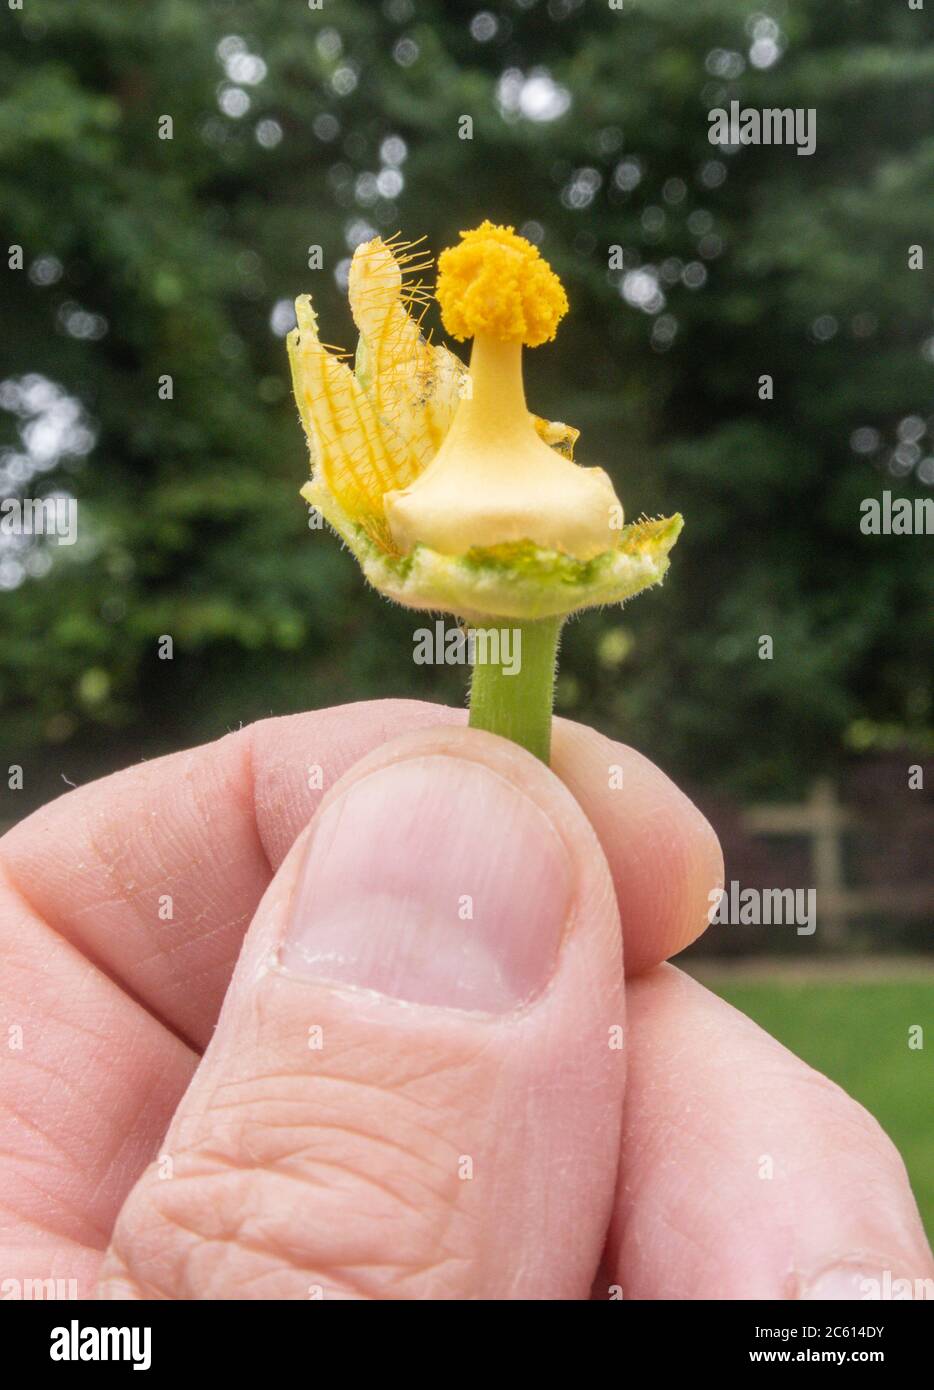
[97,726,625,1300]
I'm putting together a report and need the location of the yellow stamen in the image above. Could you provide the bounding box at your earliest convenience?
[384,223,620,560]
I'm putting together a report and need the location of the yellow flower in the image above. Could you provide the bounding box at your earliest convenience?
[287,223,681,622]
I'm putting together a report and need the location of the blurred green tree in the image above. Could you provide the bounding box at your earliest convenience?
[1,0,932,802]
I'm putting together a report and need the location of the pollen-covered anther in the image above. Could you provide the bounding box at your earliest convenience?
[435,220,569,347]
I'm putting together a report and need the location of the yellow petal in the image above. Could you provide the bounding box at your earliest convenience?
[348,237,464,476]
[287,294,399,542]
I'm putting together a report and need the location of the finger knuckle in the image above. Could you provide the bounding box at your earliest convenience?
[101,1069,478,1300]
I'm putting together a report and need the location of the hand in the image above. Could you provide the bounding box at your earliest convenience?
[1,701,930,1300]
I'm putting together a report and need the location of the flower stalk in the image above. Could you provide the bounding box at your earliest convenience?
[468,616,562,763]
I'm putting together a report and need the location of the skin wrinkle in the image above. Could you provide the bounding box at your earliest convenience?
[81,797,218,979]
[0,1225,104,1305]
[0,876,196,1258]
[621,1063,892,1201]
[0,1228,102,1262]
[201,1081,465,1179]
[109,743,258,995]
[0,1067,160,1249]
[169,1149,435,1221]
[243,725,277,881]
[329,1250,472,1282]
[242,981,496,1099]
[200,1115,460,1187]
[1,849,198,1054]
[0,1152,110,1249]
[93,1062,175,1187]
[2,973,135,1139]
[0,1165,111,1253]
[2,970,152,1140]
[114,1205,345,1292]
[1,1096,114,1225]
[0,1096,83,1173]
[205,1073,466,1162]
[111,1155,461,1299]
[645,1198,725,1270]
[1,732,267,1051]
[647,1038,896,1165]
[211,1064,419,1099]
[193,1049,489,1204]
[132,938,235,1015]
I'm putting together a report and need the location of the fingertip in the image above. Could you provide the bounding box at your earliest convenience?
[551,721,724,973]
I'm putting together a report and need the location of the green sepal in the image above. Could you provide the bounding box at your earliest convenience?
[302,476,682,624]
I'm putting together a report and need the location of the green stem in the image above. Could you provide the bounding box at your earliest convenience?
[468,616,562,763]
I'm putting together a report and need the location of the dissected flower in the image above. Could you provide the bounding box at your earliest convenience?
[287,223,681,622]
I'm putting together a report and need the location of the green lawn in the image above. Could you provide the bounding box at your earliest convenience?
[700,978,934,1241]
